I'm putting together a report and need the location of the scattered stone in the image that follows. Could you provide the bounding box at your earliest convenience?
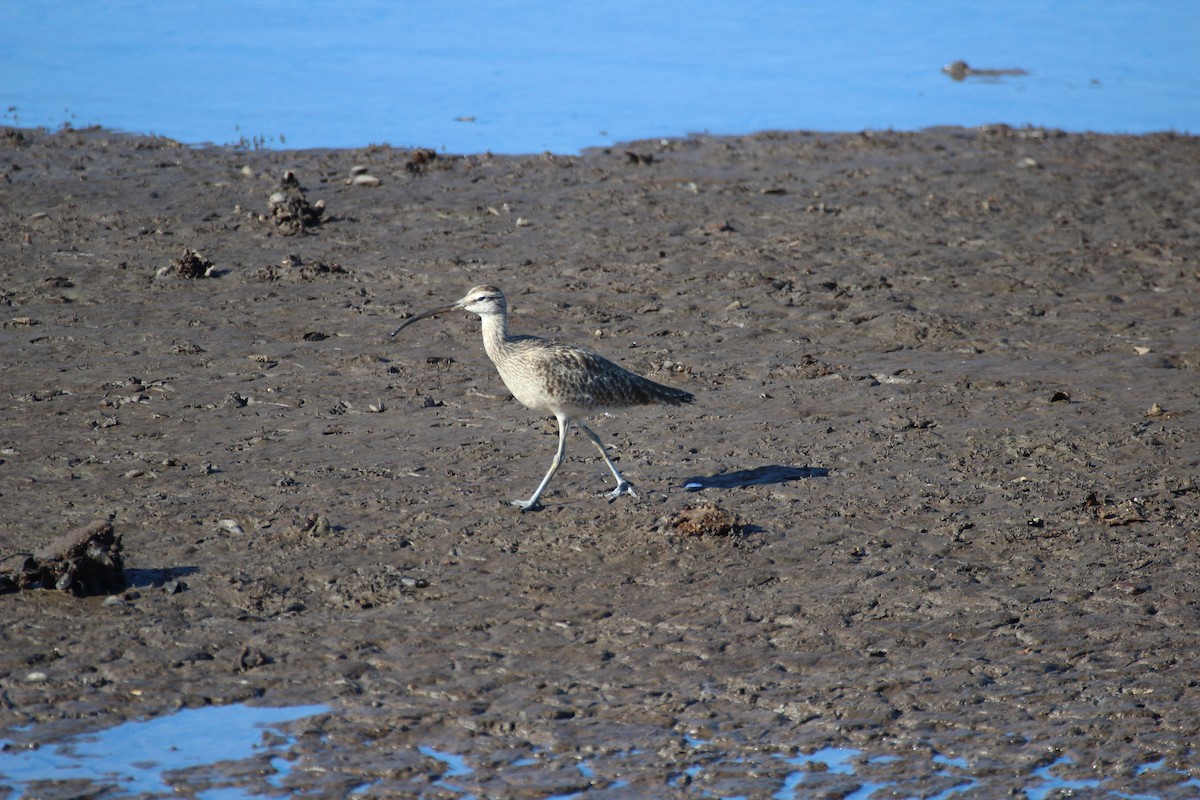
[171,340,206,355]
[162,578,187,595]
[301,513,333,536]
[701,220,735,235]
[238,646,273,672]
[350,173,381,187]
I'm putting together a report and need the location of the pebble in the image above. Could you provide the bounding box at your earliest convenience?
[351,174,381,187]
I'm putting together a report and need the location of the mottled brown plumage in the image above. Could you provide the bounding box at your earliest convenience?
[392,285,694,510]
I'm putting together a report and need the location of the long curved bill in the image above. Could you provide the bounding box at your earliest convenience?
[390,303,461,337]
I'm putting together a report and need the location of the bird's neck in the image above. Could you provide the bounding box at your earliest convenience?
[479,312,510,360]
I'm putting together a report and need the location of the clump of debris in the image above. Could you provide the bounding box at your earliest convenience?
[156,248,216,279]
[266,170,325,235]
[665,502,745,537]
[405,148,438,173]
[1,520,125,596]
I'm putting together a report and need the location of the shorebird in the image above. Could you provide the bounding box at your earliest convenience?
[392,285,695,511]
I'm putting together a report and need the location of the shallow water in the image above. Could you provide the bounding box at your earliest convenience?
[0,703,327,798]
[8,702,1190,800]
[2,1,1197,152]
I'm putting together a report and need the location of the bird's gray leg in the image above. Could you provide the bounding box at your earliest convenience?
[576,421,637,501]
[512,414,569,511]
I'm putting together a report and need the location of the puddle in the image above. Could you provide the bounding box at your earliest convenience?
[3,709,1198,798]
[0,702,326,799]
[358,740,1199,800]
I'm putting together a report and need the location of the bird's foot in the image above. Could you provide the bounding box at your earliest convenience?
[511,497,544,512]
[605,481,639,502]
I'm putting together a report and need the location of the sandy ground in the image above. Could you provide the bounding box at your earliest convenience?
[1,124,1199,797]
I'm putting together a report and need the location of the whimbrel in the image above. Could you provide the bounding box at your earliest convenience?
[392,285,695,511]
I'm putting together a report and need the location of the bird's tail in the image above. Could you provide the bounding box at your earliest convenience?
[634,374,695,407]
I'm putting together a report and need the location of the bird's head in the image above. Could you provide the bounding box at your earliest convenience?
[391,285,507,336]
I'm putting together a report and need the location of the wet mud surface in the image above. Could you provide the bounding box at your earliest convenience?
[1,124,1199,797]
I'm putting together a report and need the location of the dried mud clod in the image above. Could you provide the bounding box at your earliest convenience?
[1083,492,1147,527]
[3,520,125,596]
[255,253,349,281]
[665,502,745,537]
[157,248,215,279]
[267,170,325,235]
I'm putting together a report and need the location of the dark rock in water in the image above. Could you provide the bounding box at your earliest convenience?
[6,520,125,596]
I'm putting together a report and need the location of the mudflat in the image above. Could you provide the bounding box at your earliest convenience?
[1,124,1198,797]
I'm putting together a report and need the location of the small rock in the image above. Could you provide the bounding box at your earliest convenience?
[701,220,735,234]
[351,174,381,187]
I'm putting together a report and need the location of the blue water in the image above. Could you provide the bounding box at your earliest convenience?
[0,703,326,798]
[2,1,1196,153]
[1,709,1196,799]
